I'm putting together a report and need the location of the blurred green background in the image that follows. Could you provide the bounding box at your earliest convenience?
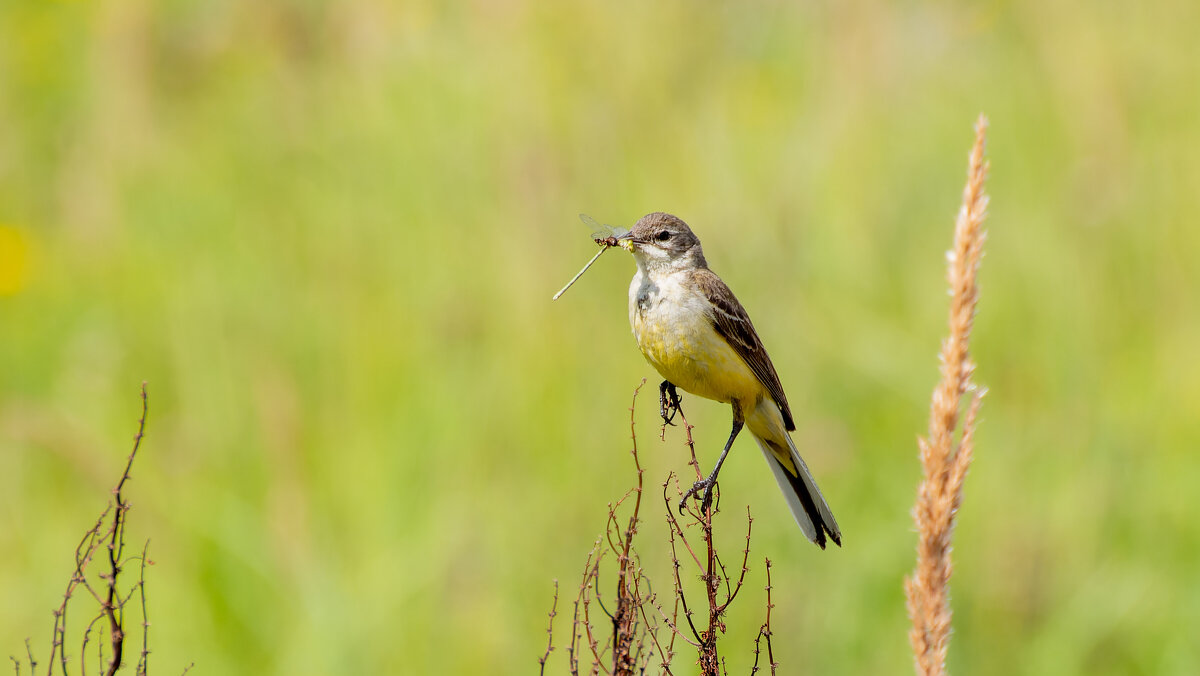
[2,1,1198,674]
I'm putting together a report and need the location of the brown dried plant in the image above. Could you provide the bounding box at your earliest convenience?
[660,407,757,676]
[748,559,775,676]
[543,380,774,675]
[8,383,187,676]
[557,379,673,676]
[905,115,990,676]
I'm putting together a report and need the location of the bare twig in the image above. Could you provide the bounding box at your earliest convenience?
[569,543,601,675]
[559,380,684,675]
[100,383,149,676]
[50,506,110,674]
[578,545,606,671]
[13,383,169,676]
[719,508,754,610]
[697,459,721,676]
[80,611,105,675]
[611,380,648,676]
[136,541,151,676]
[539,580,559,675]
[554,378,774,674]
[750,558,776,675]
[632,574,675,674]
[905,115,990,676]
[656,405,761,676]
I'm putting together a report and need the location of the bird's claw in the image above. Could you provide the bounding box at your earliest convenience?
[678,478,717,513]
[659,381,682,426]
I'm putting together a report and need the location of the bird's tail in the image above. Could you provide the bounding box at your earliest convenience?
[754,434,842,548]
[748,401,841,548]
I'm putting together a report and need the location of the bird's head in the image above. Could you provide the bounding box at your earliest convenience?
[618,212,707,272]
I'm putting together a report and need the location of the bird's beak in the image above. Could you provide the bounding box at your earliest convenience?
[616,230,637,252]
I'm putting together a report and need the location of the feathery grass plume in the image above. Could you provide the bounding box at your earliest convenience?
[905,115,990,676]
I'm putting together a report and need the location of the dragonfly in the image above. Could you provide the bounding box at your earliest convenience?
[552,214,631,300]
[579,213,630,248]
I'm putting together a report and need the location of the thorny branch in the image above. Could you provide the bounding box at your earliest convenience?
[10,383,172,676]
[101,384,149,676]
[548,380,775,675]
[539,580,559,675]
[750,559,776,675]
[658,406,755,676]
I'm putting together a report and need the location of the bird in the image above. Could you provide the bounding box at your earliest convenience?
[615,212,841,549]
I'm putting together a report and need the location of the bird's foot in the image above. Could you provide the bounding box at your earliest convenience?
[659,381,683,426]
[678,477,717,514]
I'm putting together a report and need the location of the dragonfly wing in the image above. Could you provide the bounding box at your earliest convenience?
[579,213,629,241]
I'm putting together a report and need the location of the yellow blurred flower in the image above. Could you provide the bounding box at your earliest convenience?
[0,225,30,296]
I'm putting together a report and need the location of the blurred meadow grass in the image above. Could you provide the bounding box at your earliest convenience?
[2,1,1199,674]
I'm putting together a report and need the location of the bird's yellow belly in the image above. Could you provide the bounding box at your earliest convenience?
[632,311,763,407]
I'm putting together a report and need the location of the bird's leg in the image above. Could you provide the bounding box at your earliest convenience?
[680,413,745,513]
[659,380,683,426]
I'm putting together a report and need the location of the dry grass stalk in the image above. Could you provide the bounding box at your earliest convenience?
[905,115,990,676]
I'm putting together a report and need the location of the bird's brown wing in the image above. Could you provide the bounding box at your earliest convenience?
[692,268,795,431]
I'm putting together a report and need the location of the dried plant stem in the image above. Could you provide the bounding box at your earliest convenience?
[26,383,156,676]
[750,558,776,675]
[102,385,148,676]
[538,580,559,675]
[658,407,756,676]
[905,115,990,676]
[565,379,678,676]
[612,381,648,676]
[135,541,151,676]
[551,379,771,674]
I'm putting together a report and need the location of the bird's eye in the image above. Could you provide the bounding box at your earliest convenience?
[655,230,671,242]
